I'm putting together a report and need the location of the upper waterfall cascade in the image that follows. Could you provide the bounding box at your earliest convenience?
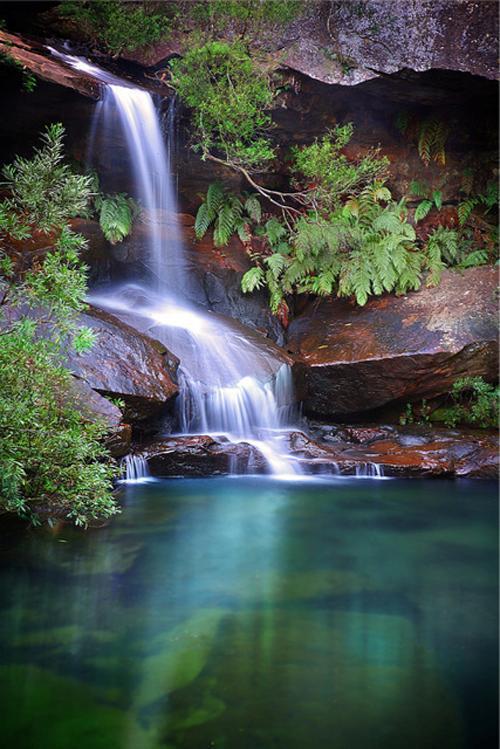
[49,49,305,478]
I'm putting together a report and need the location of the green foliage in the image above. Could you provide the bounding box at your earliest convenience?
[457,180,499,226]
[243,181,424,310]
[0,49,37,92]
[399,400,432,426]
[58,1,171,56]
[190,0,303,32]
[440,377,499,429]
[96,193,135,244]
[0,325,117,526]
[397,114,449,166]
[195,182,261,246]
[169,41,275,170]
[0,123,93,237]
[291,124,389,210]
[409,180,442,223]
[0,127,118,526]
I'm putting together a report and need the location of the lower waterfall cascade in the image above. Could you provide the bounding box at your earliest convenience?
[49,48,383,482]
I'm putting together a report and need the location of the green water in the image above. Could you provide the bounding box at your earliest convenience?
[0,478,497,749]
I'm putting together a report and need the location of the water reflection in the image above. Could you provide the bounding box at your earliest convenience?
[0,478,497,748]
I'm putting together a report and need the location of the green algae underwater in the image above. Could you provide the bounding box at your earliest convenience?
[0,477,497,749]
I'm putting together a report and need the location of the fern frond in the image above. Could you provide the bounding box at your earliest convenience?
[458,249,489,268]
[265,217,287,246]
[244,194,261,223]
[414,199,433,223]
[311,270,334,296]
[214,202,236,246]
[457,198,477,226]
[241,266,265,292]
[432,190,442,210]
[265,252,287,279]
[409,180,428,198]
[194,201,211,239]
[99,194,133,244]
[236,220,251,243]
[206,182,225,219]
[373,210,402,234]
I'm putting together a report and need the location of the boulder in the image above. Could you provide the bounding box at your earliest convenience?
[143,435,267,477]
[116,1,497,85]
[67,305,179,423]
[288,267,498,418]
[68,377,131,458]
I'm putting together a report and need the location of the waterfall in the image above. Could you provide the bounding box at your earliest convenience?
[355,463,385,479]
[121,454,152,482]
[50,49,303,477]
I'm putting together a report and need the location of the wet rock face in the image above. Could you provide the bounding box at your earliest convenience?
[288,267,498,418]
[143,435,267,477]
[138,425,498,479]
[100,212,285,343]
[297,424,499,478]
[67,306,179,424]
[0,30,101,98]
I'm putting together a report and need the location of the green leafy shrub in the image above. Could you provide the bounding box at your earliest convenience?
[0,123,93,237]
[170,41,275,170]
[440,378,499,429]
[0,322,117,526]
[0,126,118,526]
[58,0,171,56]
[291,124,389,210]
[189,0,304,35]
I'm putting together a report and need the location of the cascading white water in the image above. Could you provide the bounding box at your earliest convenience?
[355,463,385,478]
[122,454,152,482]
[50,49,303,476]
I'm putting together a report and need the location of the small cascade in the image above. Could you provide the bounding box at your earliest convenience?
[355,462,385,478]
[122,454,151,482]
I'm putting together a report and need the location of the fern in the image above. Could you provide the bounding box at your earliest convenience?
[241,266,265,292]
[265,217,286,246]
[265,252,287,279]
[194,201,211,238]
[425,226,459,283]
[457,198,477,227]
[195,184,260,246]
[458,249,489,268]
[414,199,433,223]
[99,194,134,244]
[432,190,442,210]
[244,195,262,223]
[206,182,225,219]
[409,180,428,198]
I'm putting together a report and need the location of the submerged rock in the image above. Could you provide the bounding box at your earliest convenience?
[288,267,498,418]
